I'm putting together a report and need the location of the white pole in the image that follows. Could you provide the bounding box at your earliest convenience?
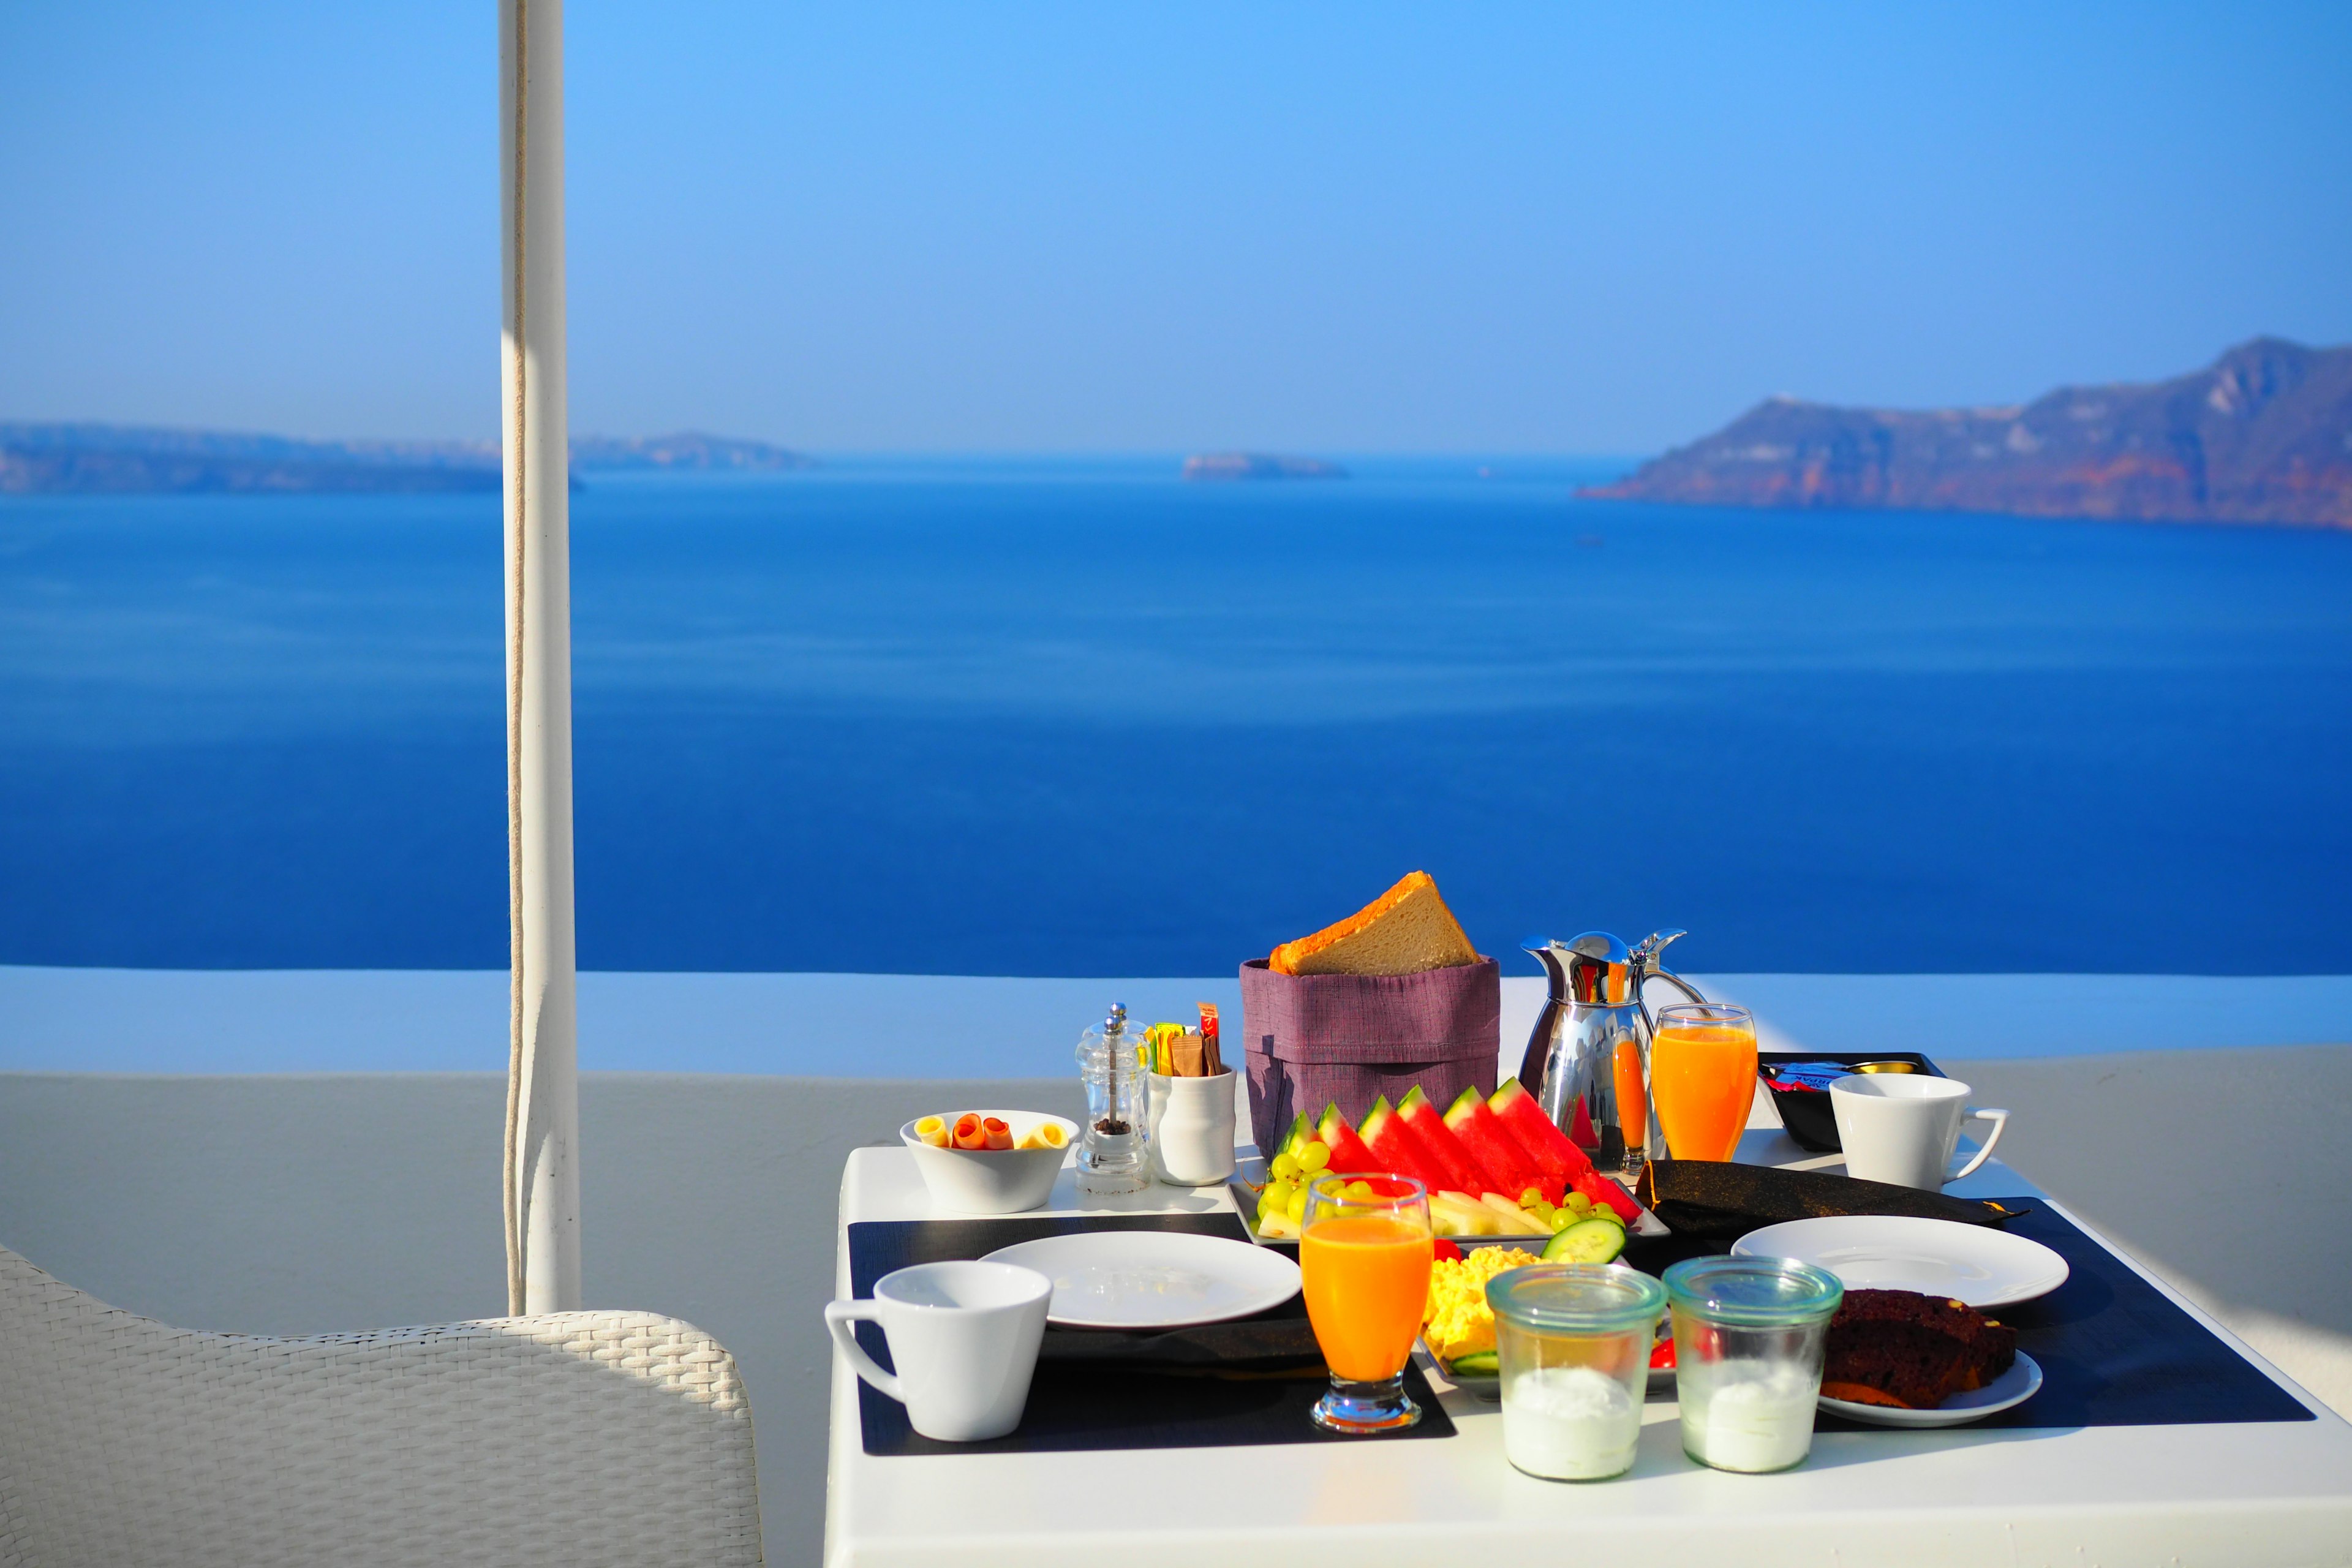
[500,0,580,1317]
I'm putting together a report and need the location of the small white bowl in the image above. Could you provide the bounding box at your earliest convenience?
[900,1110,1080,1215]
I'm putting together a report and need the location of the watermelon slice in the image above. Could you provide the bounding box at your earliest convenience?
[1489,1077,1596,1184]
[1358,1095,1445,1191]
[1273,1111,1316,1163]
[1573,1169,1644,1224]
[1396,1085,1496,1196]
[1314,1103,1381,1175]
[1442,1086,1558,1204]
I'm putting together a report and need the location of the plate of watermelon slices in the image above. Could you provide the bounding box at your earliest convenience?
[1239,1077,1662,1245]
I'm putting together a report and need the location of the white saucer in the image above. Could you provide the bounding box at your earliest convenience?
[979,1231,1302,1330]
[1819,1350,2043,1427]
[1731,1215,2070,1308]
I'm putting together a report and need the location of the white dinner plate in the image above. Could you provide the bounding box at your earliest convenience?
[979,1231,1302,1330]
[1730,1215,2070,1308]
[1819,1350,2043,1428]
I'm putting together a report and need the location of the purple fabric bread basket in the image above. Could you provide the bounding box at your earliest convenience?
[1238,956,1502,1159]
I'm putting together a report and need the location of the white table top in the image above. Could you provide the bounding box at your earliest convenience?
[826,1133,2352,1567]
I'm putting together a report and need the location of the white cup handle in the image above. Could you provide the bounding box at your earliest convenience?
[1950,1107,2010,1181]
[823,1299,903,1404]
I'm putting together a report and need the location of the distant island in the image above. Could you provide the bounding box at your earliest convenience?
[1584,337,2352,527]
[0,424,815,495]
[1181,452,1348,481]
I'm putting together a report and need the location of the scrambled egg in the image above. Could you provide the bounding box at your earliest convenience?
[1422,1247,1543,1363]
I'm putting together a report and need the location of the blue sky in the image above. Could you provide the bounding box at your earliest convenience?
[2,2,2347,453]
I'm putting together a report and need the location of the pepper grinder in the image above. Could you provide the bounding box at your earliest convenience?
[1076,1002,1151,1196]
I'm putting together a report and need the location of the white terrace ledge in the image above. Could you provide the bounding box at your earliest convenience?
[2,966,2347,1566]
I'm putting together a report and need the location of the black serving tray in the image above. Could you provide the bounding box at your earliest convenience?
[1757,1048,1948,1153]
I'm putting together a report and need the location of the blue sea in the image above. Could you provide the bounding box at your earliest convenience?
[2,457,2348,976]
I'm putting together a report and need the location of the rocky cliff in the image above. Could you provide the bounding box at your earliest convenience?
[1585,338,2352,527]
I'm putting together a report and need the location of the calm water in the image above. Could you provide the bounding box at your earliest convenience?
[2,458,2347,974]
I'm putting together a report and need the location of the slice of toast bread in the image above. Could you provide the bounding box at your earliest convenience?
[1268,870,1479,976]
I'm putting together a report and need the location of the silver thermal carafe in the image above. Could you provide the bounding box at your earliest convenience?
[1517,930,1707,1175]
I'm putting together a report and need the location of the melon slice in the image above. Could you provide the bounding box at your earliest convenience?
[1477,1191,1547,1232]
[1314,1103,1381,1175]
[1443,1085,1557,1204]
[1358,1096,1445,1191]
[1396,1085,1490,1196]
[1488,1077,1596,1185]
[1428,1191,1498,1237]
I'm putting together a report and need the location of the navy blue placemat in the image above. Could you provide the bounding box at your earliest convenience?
[845,1212,1456,1455]
[1814,1204,2313,1430]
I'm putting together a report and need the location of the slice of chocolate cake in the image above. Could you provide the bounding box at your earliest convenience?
[1821,1289,2018,1409]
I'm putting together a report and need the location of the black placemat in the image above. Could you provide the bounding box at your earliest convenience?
[1812,1204,2313,1430]
[845,1212,1457,1456]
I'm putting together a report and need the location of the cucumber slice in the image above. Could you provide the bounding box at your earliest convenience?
[1447,1350,1499,1378]
[1541,1216,1627,1265]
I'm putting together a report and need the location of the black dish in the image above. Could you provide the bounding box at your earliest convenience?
[1757,1050,1947,1153]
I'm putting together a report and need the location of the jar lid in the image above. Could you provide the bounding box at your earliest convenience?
[1663,1255,1844,1325]
[1487,1263,1666,1333]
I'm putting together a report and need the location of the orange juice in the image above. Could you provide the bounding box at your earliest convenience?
[1613,1037,1648,1155]
[1649,1021,1758,1161]
[1300,1212,1434,1382]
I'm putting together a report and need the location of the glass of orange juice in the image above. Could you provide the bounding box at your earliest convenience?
[1649,1002,1759,1163]
[1299,1172,1434,1433]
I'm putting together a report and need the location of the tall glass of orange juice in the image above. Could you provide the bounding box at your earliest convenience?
[1649,1002,1758,1163]
[1299,1172,1433,1433]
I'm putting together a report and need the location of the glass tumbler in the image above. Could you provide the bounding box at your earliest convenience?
[1488,1264,1667,1480]
[1664,1255,1844,1472]
[1649,1002,1759,1162]
[1299,1173,1434,1434]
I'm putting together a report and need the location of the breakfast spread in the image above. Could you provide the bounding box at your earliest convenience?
[1820,1289,2018,1409]
[1267,870,1478,975]
[875,929,2058,1473]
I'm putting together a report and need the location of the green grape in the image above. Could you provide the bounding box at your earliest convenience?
[1285,1187,1310,1223]
[1562,1191,1594,1214]
[1346,1180,1377,1200]
[1297,1142,1331,1174]
[1268,1152,1301,1182]
[1547,1209,1575,1232]
[1256,1188,1282,1221]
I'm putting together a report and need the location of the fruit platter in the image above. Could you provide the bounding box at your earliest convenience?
[1237,1077,1654,1250]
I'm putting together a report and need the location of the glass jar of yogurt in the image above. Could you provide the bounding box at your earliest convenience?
[1663,1255,1844,1473]
[1488,1264,1667,1481]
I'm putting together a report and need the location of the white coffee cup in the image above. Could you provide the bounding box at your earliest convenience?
[1147,1071,1238,1186]
[823,1260,1052,1442]
[1828,1074,2011,1190]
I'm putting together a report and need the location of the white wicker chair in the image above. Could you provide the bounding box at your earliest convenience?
[0,1242,763,1567]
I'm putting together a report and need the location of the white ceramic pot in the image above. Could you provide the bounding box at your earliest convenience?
[899,1111,1079,1214]
[1147,1072,1237,1186]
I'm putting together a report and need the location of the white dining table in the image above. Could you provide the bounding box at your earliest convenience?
[825,1117,2352,1567]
